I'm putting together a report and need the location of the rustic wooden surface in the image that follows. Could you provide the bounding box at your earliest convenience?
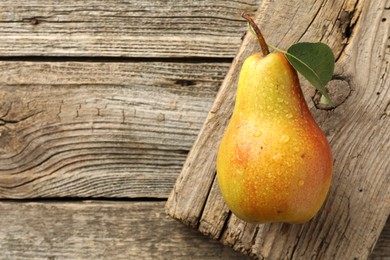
[0,61,229,198]
[166,0,390,259]
[0,0,388,259]
[0,201,249,259]
[0,0,259,58]
[370,217,390,259]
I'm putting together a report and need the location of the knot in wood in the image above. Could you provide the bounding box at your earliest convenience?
[30,18,40,25]
[313,79,352,110]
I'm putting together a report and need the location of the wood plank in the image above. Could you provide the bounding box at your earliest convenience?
[0,0,259,58]
[0,201,387,259]
[0,61,229,198]
[370,217,390,259]
[166,0,390,259]
[0,201,249,259]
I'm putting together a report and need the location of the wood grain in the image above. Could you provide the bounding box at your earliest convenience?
[370,217,390,259]
[0,61,230,198]
[0,200,387,259]
[0,0,388,258]
[0,201,249,259]
[0,0,259,58]
[166,0,390,258]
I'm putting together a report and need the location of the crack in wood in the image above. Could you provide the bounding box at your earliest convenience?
[0,111,43,126]
[336,0,363,61]
[297,1,323,43]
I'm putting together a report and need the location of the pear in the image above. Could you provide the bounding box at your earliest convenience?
[216,14,333,224]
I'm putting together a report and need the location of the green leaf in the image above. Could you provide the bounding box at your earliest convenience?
[285,42,335,105]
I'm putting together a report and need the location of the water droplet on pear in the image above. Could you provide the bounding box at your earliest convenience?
[254,130,262,137]
[272,153,282,160]
[279,135,290,143]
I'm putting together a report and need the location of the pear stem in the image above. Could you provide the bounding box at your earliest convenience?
[242,12,269,56]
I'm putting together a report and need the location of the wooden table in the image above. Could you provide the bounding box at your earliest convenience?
[0,1,388,259]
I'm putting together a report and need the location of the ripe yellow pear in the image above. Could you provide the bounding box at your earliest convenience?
[216,15,333,224]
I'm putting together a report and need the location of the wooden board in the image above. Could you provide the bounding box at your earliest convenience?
[0,0,259,58]
[0,0,388,258]
[370,217,390,259]
[0,201,249,259]
[166,0,390,259]
[0,61,230,198]
[0,200,387,259]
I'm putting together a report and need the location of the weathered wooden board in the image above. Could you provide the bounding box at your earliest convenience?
[0,0,259,58]
[370,217,390,259]
[0,0,388,258]
[0,61,229,198]
[0,201,249,259]
[0,201,387,259]
[166,0,390,259]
